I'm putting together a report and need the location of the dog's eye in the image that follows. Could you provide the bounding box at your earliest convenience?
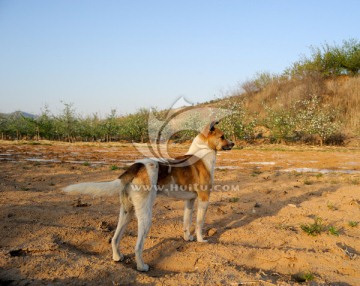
[220,135,225,140]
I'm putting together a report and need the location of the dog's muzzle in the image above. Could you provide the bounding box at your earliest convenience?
[222,142,235,151]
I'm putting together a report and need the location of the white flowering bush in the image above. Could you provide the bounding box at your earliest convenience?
[264,95,340,143]
[215,97,259,142]
[294,96,339,139]
[264,104,296,142]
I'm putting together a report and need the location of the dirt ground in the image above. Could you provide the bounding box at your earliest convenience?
[0,141,360,285]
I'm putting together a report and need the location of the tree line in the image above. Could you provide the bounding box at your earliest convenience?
[0,103,149,142]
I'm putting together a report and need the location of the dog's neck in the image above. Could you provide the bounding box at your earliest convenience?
[186,135,217,179]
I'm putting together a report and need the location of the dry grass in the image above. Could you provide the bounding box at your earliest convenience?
[221,75,360,137]
[326,76,360,133]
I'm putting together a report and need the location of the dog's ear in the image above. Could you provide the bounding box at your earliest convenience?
[209,120,220,132]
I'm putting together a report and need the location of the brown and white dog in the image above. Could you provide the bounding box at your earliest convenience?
[63,121,234,271]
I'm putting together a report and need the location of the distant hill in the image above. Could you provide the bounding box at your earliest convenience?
[0,111,38,119]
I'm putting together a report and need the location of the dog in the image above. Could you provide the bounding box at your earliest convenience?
[63,121,234,271]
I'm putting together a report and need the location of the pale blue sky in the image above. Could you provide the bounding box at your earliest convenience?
[0,0,359,116]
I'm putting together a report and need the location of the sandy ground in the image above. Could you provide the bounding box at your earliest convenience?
[0,141,360,285]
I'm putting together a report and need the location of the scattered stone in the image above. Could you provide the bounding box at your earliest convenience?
[207,228,217,236]
[98,221,113,232]
[336,242,358,259]
[350,199,360,206]
[9,249,27,257]
[254,202,261,208]
[71,198,91,207]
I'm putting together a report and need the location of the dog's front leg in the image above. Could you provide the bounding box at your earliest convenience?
[183,198,195,241]
[196,200,209,242]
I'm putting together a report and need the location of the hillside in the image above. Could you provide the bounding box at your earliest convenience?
[204,75,360,145]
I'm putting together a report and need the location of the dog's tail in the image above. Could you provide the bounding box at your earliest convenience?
[63,159,159,197]
[63,179,123,197]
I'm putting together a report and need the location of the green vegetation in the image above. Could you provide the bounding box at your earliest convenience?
[228,197,239,203]
[328,226,340,236]
[292,272,315,283]
[251,168,263,177]
[327,201,338,211]
[301,217,324,236]
[348,221,359,227]
[1,39,359,144]
[285,39,360,78]
[301,217,342,236]
[303,179,314,185]
[0,104,151,143]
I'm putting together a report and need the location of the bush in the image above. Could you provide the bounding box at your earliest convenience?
[285,39,360,78]
[264,96,339,144]
[241,72,279,94]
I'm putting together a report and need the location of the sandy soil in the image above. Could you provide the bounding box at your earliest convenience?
[0,141,360,285]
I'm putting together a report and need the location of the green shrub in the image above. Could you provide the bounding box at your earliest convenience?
[301,217,324,236]
[285,39,360,78]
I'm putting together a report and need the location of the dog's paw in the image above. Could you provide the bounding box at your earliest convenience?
[112,253,124,262]
[184,234,194,241]
[197,238,208,243]
[137,263,149,272]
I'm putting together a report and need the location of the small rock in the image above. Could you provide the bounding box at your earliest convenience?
[254,202,261,208]
[207,228,217,236]
[98,221,112,232]
[71,199,91,207]
[9,249,27,257]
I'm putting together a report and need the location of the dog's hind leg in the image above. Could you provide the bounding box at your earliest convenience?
[131,187,156,272]
[112,195,133,262]
[183,198,195,241]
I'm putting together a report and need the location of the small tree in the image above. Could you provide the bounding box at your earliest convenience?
[0,114,9,139]
[56,102,79,142]
[102,109,120,142]
[37,105,55,140]
[121,108,149,142]
[78,113,104,142]
[341,39,360,75]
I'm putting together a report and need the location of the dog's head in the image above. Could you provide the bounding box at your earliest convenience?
[201,120,235,151]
